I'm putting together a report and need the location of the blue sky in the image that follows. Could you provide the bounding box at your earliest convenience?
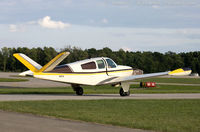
[0,0,200,52]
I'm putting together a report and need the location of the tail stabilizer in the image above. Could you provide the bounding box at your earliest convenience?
[14,52,70,73]
[13,53,42,72]
[19,70,33,76]
[38,52,70,72]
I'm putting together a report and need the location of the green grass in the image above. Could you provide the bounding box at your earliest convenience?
[0,78,29,82]
[131,85,200,93]
[134,77,200,84]
[0,84,200,94]
[0,99,199,132]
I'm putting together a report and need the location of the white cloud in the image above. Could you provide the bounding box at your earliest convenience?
[9,24,25,32]
[2,24,200,52]
[9,24,17,32]
[101,18,108,24]
[38,16,71,29]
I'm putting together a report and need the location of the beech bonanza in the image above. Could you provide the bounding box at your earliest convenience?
[13,52,191,96]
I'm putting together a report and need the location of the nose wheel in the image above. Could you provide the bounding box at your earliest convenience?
[119,88,130,96]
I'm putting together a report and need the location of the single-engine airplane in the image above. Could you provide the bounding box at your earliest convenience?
[13,52,192,96]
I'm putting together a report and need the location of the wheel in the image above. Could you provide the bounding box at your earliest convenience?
[126,90,130,96]
[119,88,125,96]
[76,87,83,95]
[119,88,130,96]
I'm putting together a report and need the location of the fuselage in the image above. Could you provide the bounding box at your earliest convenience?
[34,57,134,85]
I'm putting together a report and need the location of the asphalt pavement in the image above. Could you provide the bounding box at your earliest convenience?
[0,111,150,132]
[0,93,200,101]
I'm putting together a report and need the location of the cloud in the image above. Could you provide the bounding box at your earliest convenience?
[101,18,108,24]
[9,24,25,32]
[9,24,17,32]
[38,16,71,29]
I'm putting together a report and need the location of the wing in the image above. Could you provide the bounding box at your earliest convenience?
[116,71,169,83]
[98,71,169,85]
[98,68,191,85]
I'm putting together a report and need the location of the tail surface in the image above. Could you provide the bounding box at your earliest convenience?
[13,53,42,72]
[38,52,70,72]
[13,52,70,73]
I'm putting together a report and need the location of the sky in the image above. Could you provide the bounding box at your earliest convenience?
[0,0,200,52]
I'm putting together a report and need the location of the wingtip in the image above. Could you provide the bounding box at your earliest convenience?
[168,68,192,76]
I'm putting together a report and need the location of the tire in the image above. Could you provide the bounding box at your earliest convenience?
[119,88,130,96]
[126,90,130,96]
[119,88,126,96]
[76,87,83,95]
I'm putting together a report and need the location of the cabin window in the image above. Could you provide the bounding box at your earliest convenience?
[81,61,96,69]
[50,65,73,73]
[96,60,105,69]
[106,59,116,68]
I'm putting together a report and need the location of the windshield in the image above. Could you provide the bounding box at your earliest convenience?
[106,59,116,68]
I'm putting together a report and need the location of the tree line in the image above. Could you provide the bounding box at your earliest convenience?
[0,46,200,74]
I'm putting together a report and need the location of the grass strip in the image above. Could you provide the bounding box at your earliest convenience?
[0,78,29,82]
[0,99,199,132]
[134,77,200,84]
[0,84,200,94]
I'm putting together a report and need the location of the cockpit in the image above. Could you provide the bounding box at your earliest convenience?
[80,58,117,70]
[49,57,119,73]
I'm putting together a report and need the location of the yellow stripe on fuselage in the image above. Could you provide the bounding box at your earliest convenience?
[34,69,133,76]
[13,54,39,72]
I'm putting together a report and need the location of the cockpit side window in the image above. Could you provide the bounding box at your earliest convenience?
[96,60,105,69]
[49,65,73,73]
[106,59,116,68]
[81,61,96,69]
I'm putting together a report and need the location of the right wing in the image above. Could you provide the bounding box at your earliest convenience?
[116,71,169,83]
[98,68,191,85]
[98,71,169,85]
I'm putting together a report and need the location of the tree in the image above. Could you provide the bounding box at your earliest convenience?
[1,46,200,74]
[1,47,9,71]
[0,49,3,71]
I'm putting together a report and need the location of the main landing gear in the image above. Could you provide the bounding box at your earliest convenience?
[72,85,84,95]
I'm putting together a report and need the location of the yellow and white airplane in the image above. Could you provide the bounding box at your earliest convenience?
[13,52,192,96]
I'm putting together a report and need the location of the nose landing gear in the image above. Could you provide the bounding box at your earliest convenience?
[119,82,130,96]
[119,88,130,96]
